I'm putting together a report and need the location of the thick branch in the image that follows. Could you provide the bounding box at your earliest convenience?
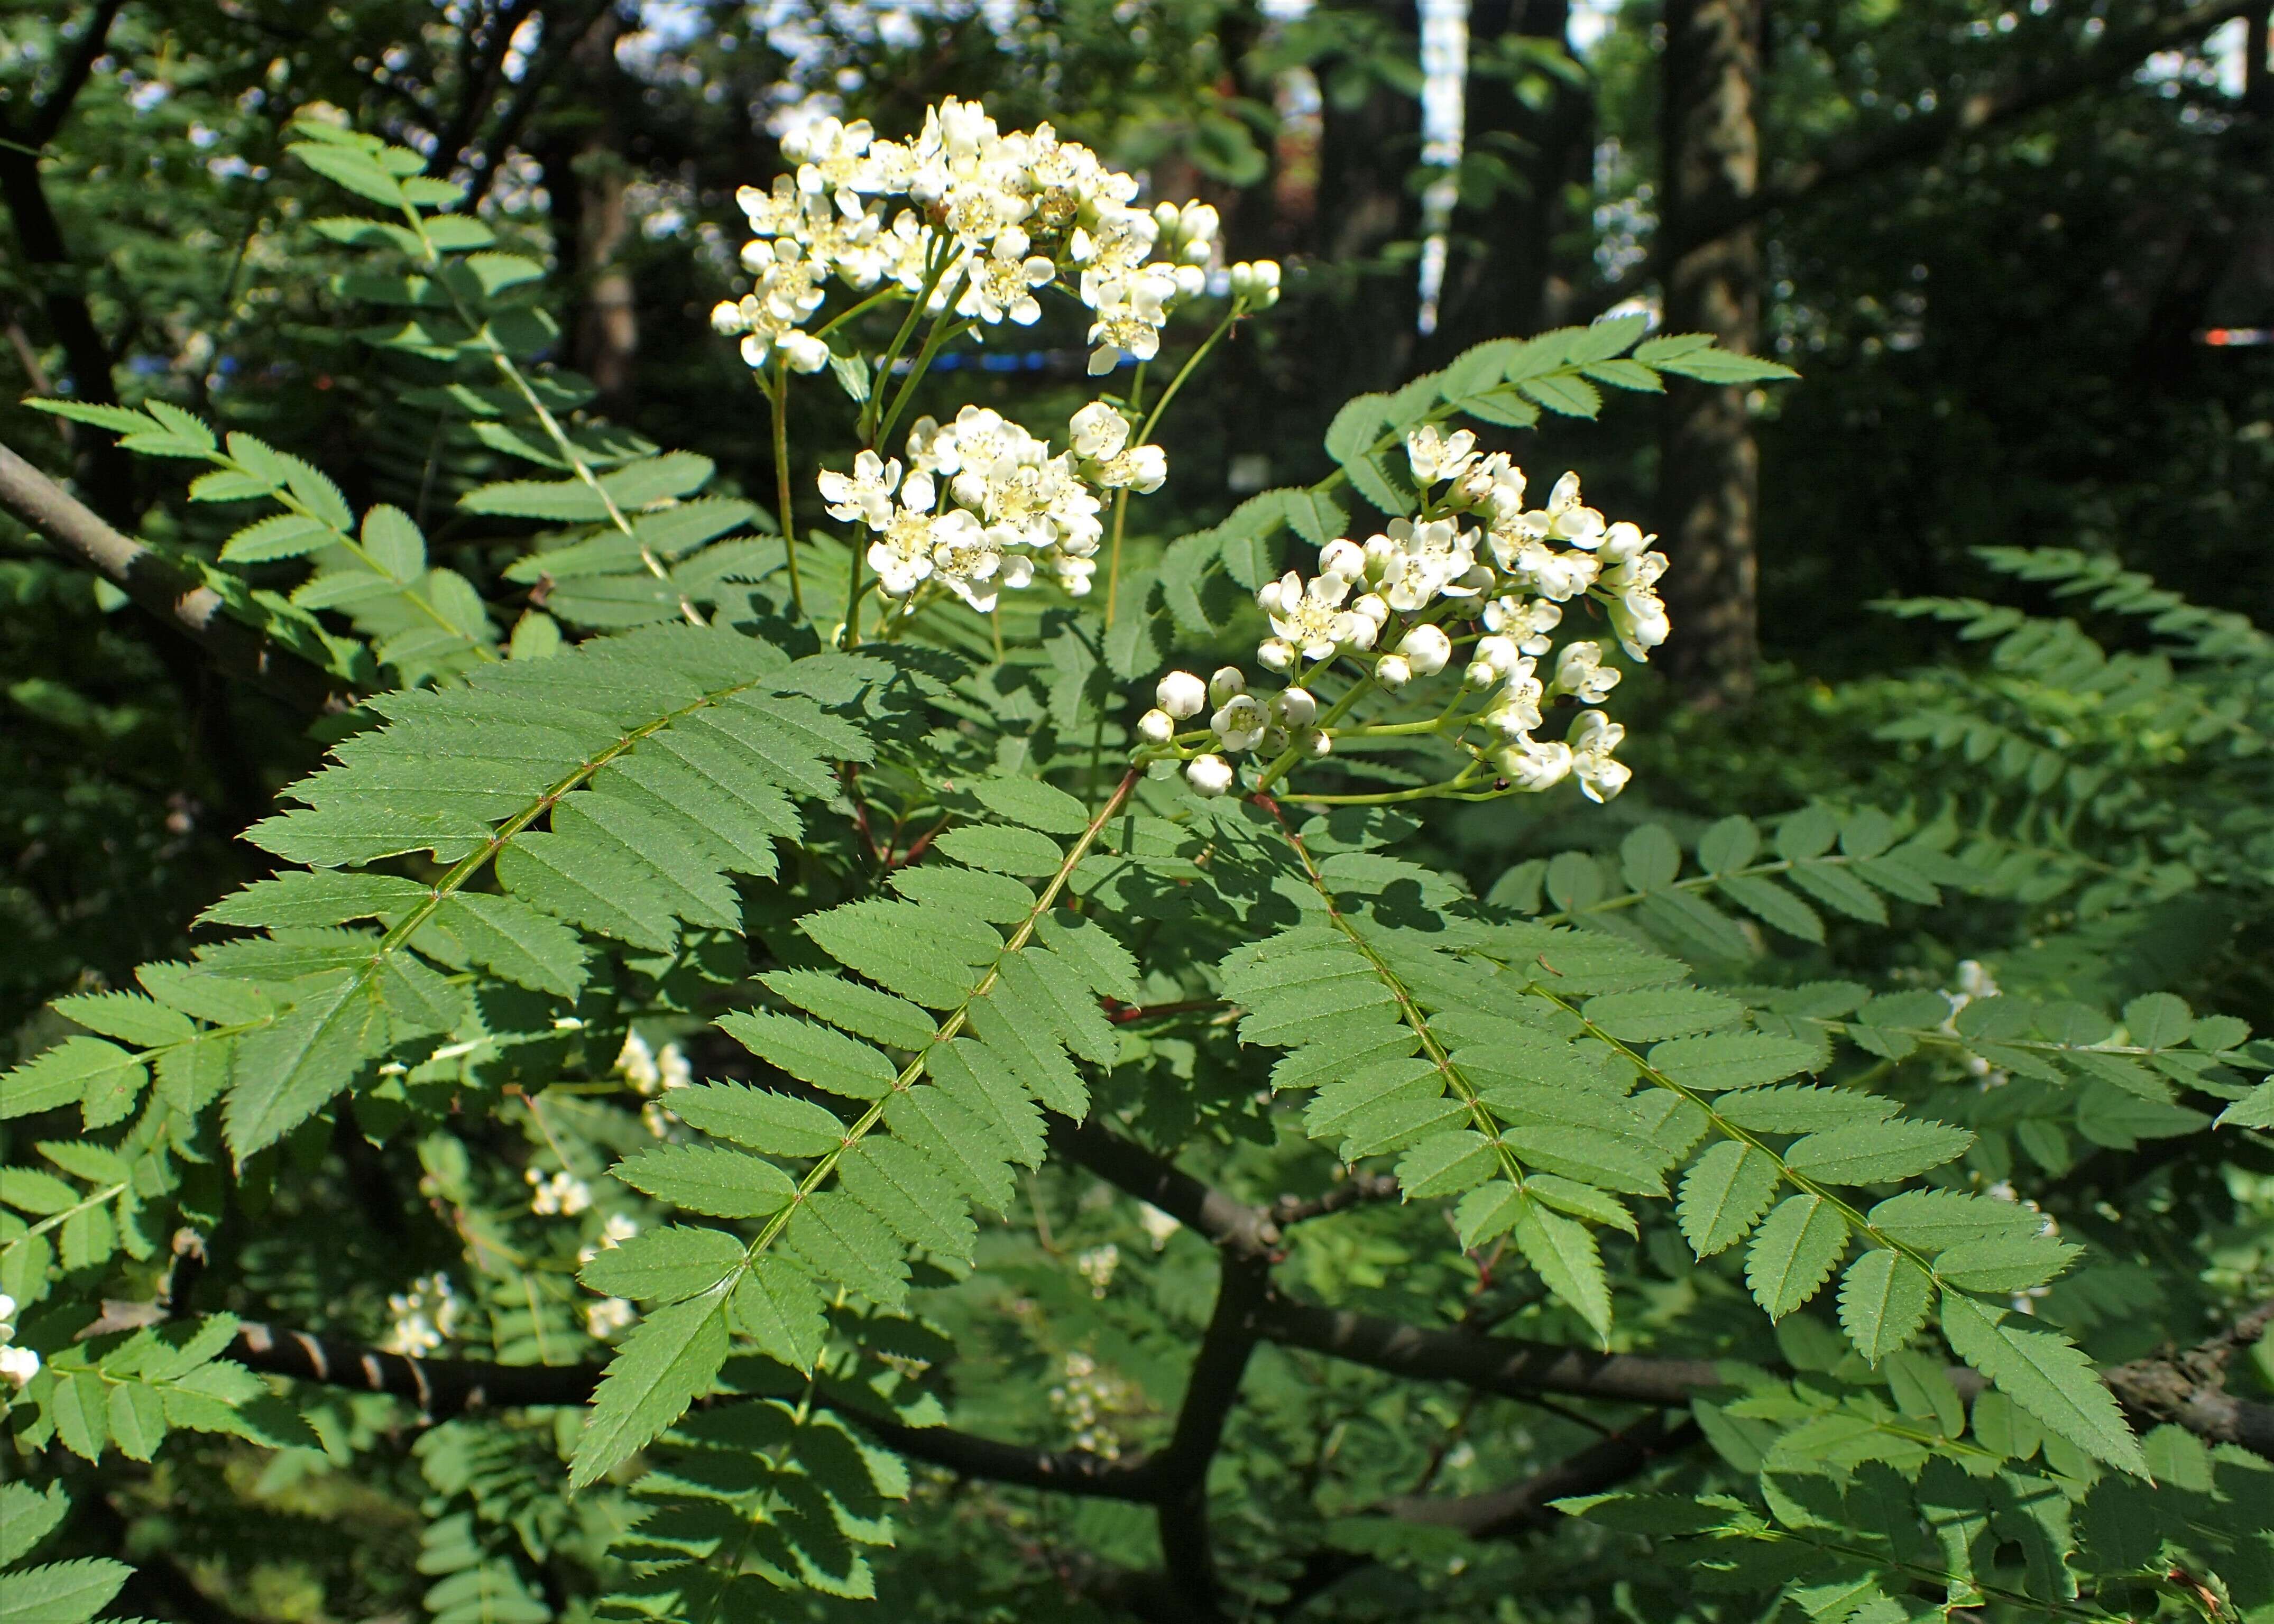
[224,1320,1157,1498]
[0,441,348,711]
[1057,1115,2274,1461]
[1375,1412,1702,1539]
[1149,1253,1271,1617]
[1049,1116,1283,1263]
[1255,1292,1721,1408]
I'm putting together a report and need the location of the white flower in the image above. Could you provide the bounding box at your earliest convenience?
[817,449,901,526]
[0,1295,31,1390]
[1405,426,1478,486]
[1157,670,1208,718]
[617,1030,661,1093]
[1499,538,1600,602]
[1482,594,1562,655]
[1136,1203,1182,1249]
[658,1042,692,1090]
[527,1167,593,1217]
[1093,442,1167,493]
[1137,708,1176,744]
[1598,520,1653,564]
[1318,538,1366,580]
[1475,635,1522,677]
[1397,624,1452,676]
[868,501,941,598]
[1608,586,1671,661]
[1186,753,1234,797]
[963,242,1055,325]
[1375,654,1413,690]
[1533,472,1605,547]
[1553,641,1621,704]
[1273,687,1318,728]
[1211,693,1269,752]
[1229,260,1281,307]
[383,1274,461,1358]
[930,509,1003,611]
[1075,1243,1120,1298]
[1459,451,1526,516]
[1377,518,1478,611]
[1569,711,1631,804]
[1498,738,1574,791]
[1069,401,1129,459]
[1256,638,1296,673]
[585,1297,637,1339]
[1257,569,1360,662]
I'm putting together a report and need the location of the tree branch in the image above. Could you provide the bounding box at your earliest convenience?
[223,1320,1160,1498]
[24,0,128,149]
[1373,1411,1702,1539]
[1148,1253,1270,1617]
[0,440,348,712]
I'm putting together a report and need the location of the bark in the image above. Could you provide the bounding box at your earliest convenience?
[0,439,348,712]
[1657,0,1764,703]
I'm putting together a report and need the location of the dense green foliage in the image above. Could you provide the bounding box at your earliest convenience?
[3,4,2272,1623]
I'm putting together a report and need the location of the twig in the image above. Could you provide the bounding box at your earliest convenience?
[0,439,349,711]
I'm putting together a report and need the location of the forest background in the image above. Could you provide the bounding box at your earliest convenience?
[3,1,2274,1621]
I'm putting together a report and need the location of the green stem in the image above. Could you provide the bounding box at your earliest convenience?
[393,198,706,628]
[744,770,1143,1263]
[767,359,804,617]
[861,241,953,445]
[1101,358,1147,632]
[1136,304,1240,445]
[874,296,972,455]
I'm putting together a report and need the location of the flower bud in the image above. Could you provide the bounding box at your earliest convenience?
[1351,592,1391,628]
[1137,708,1176,745]
[1173,263,1207,301]
[1465,658,1502,690]
[1397,623,1452,676]
[1300,727,1332,759]
[1185,753,1234,797]
[1319,538,1366,579]
[1156,670,1207,719]
[1375,654,1413,690]
[1475,635,1522,674]
[1209,666,1246,706]
[1273,687,1318,728]
[1256,637,1296,673]
[1154,200,1181,232]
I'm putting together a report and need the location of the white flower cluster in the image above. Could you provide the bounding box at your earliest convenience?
[383,1272,461,1358]
[0,1294,37,1389]
[821,401,1163,610]
[1143,428,1669,802]
[714,99,1281,376]
[1047,1349,1145,1459]
[1074,1242,1120,1298]
[1139,666,1330,798]
[618,1030,691,1137]
[577,1213,642,1340]
[526,1167,593,1216]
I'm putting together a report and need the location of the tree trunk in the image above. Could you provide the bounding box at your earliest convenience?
[1426,0,1595,356]
[1657,0,1762,703]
